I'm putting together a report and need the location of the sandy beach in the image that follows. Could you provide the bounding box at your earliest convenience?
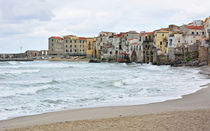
[1,66,210,131]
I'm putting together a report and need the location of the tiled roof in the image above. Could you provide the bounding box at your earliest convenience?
[185,25,204,30]
[131,42,137,44]
[140,32,154,36]
[52,36,63,40]
[79,37,87,40]
[117,33,126,37]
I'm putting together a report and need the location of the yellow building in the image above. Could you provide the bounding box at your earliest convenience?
[86,38,96,58]
[63,35,87,56]
[154,31,170,54]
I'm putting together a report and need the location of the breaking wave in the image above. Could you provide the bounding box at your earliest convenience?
[0,61,209,121]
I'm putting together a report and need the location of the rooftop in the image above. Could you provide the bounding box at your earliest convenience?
[140,32,155,36]
[185,25,204,30]
[52,36,63,40]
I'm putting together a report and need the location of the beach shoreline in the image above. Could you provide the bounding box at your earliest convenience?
[1,66,210,131]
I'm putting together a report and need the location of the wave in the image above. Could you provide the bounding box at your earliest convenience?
[0,79,61,87]
[8,61,18,65]
[0,85,56,98]
[41,99,66,104]
[0,69,40,75]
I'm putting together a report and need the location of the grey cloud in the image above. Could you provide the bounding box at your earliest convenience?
[0,0,54,22]
[1,0,210,53]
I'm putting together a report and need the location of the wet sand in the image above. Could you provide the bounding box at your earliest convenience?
[1,66,210,131]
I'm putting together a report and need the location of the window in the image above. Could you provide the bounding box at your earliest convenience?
[75,45,76,48]
[88,43,91,50]
[80,49,81,52]
[75,50,77,52]
[202,32,205,35]
[70,45,72,48]
[66,40,68,43]
[75,40,77,43]
[162,34,164,36]
[80,45,81,48]
[52,43,54,47]
[66,49,68,52]
[110,51,112,54]
[192,32,194,35]
[196,32,199,35]
[169,39,172,46]
[119,45,122,50]
[83,49,84,52]
[70,40,72,43]
[160,42,162,45]
[52,39,54,42]
[70,49,72,52]
[66,45,68,48]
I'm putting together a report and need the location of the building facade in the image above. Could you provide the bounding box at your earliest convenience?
[154,31,170,55]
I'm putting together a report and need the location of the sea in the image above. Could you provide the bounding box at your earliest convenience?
[0,61,209,120]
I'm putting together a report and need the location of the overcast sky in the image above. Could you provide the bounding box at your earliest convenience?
[0,0,209,53]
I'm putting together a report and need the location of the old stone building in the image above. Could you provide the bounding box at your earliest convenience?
[127,37,143,63]
[182,25,206,46]
[86,38,96,58]
[95,32,116,60]
[48,36,64,55]
[140,32,156,63]
[154,31,170,55]
[168,33,175,62]
[25,50,41,58]
[48,35,91,57]
[63,35,87,56]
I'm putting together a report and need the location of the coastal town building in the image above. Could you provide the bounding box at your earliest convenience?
[117,33,129,62]
[154,31,170,55]
[182,25,206,47]
[86,38,96,58]
[45,16,210,66]
[168,33,175,62]
[95,32,116,60]
[63,35,87,56]
[48,36,64,56]
[140,32,156,63]
[25,50,40,58]
[127,37,143,62]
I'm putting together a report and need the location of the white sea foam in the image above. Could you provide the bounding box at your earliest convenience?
[0,69,40,75]
[0,61,209,121]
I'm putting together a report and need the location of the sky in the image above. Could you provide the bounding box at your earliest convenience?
[0,0,210,53]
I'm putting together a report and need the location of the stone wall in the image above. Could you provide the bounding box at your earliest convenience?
[199,46,208,65]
